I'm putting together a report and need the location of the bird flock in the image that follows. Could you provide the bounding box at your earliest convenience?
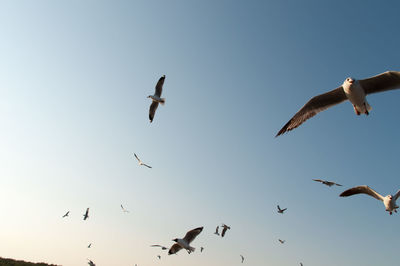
[60,71,400,265]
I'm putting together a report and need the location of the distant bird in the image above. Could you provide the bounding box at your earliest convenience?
[340,185,400,215]
[87,259,95,266]
[148,75,166,123]
[276,71,400,136]
[87,243,92,248]
[121,204,129,213]
[150,244,168,250]
[313,179,342,187]
[214,226,220,236]
[157,255,161,260]
[62,211,69,218]
[277,205,287,214]
[278,239,285,244]
[134,153,152,168]
[240,255,245,263]
[221,224,230,237]
[83,208,89,220]
[300,263,303,266]
[168,226,203,255]
[200,247,204,252]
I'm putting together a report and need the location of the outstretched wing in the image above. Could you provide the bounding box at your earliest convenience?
[168,243,183,255]
[183,227,203,243]
[155,75,165,97]
[393,189,400,201]
[360,71,400,95]
[142,163,152,168]
[340,185,384,202]
[276,87,347,137]
[149,101,159,123]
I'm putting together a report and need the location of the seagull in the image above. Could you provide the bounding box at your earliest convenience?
[300,263,303,266]
[83,208,89,220]
[148,75,166,123]
[276,71,400,136]
[221,224,230,237]
[200,247,204,252]
[150,244,168,250]
[278,239,285,244]
[157,255,161,260]
[168,226,203,255]
[87,259,95,266]
[277,205,287,214]
[214,226,220,236]
[340,185,400,215]
[313,179,342,187]
[62,211,69,218]
[121,204,129,213]
[240,255,245,263]
[134,153,152,168]
[87,243,92,248]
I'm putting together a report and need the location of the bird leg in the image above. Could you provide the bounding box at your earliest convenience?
[364,103,369,115]
[353,105,361,115]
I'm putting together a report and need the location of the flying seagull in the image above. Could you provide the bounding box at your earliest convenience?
[313,179,342,187]
[148,75,166,123]
[168,226,203,255]
[240,255,245,263]
[340,185,400,215]
[157,255,161,260]
[300,263,303,266]
[150,244,168,250]
[62,211,69,218]
[277,205,287,214]
[83,208,89,220]
[87,243,92,248]
[200,247,204,252]
[87,259,95,266]
[278,239,285,244]
[121,204,129,213]
[214,226,220,236]
[134,153,152,168]
[221,224,231,237]
[276,71,400,136]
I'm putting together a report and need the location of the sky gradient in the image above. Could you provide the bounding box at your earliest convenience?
[1,0,400,265]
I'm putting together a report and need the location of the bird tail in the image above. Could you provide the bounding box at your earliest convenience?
[160,98,166,105]
[365,101,372,112]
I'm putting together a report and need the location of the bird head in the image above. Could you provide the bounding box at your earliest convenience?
[389,195,393,200]
[172,238,178,242]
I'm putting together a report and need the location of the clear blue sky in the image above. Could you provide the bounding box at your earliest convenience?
[1,0,400,265]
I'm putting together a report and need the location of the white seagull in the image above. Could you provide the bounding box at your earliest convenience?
[134,153,152,168]
[221,224,230,237]
[168,226,203,255]
[313,179,342,187]
[148,75,166,123]
[214,226,220,236]
[276,71,400,136]
[121,204,129,213]
[277,205,287,214]
[83,208,89,220]
[340,185,400,215]
[240,255,245,263]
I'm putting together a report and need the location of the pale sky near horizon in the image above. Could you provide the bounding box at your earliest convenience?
[1,1,400,265]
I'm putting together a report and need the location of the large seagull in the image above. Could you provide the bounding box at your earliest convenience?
[148,75,166,123]
[168,227,203,255]
[276,71,400,136]
[340,185,400,215]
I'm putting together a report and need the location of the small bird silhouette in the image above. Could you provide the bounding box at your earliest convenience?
[214,226,220,236]
[83,208,89,220]
[221,224,231,237]
[277,205,287,214]
[62,211,69,218]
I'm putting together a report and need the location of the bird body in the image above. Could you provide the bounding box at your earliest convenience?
[277,205,287,214]
[221,224,230,237]
[240,255,244,263]
[278,239,285,244]
[313,179,342,187]
[83,208,89,220]
[214,226,220,236]
[342,78,371,115]
[340,185,400,215]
